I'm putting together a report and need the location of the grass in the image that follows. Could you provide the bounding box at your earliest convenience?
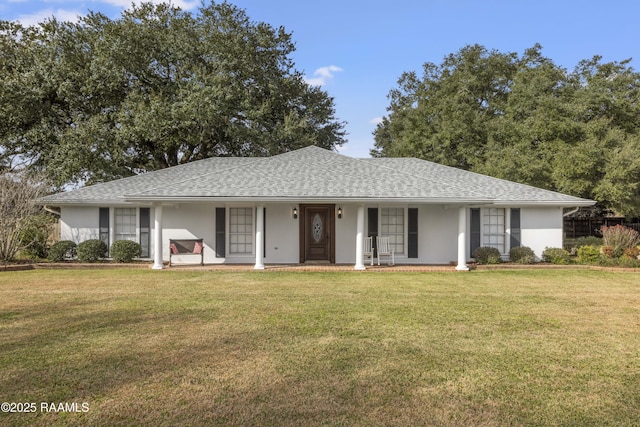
[0,269,639,426]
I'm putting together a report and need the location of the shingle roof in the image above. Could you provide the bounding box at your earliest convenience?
[40,146,594,206]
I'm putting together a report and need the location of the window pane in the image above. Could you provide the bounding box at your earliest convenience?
[381,208,404,254]
[482,208,505,254]
[115,208,136,242]
[229,208,253,255]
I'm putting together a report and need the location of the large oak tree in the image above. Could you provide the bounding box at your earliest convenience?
[0,2,346,187]
[374,44,640,216]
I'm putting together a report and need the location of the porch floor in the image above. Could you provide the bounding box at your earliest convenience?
[166,263,462,272]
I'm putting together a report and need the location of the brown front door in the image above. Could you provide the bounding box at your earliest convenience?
[300,204,335,263]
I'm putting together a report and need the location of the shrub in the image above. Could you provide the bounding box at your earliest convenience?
[601,245,615,258]
[18,213,56,259]
[574,236,604,248]
[576,245,600,264]
[48,240,77,262]
[473,246,502,264]
[600,225,640,258]
[77,239,108,263]
[509,246,536,264]
[565,236,604,255]
[542,247,571,265]
[110,240,142,263]
[623,246,640,260]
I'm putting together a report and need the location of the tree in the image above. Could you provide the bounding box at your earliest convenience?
[0,172,49,263]
[374,44,640,216]
[0,2,346,188]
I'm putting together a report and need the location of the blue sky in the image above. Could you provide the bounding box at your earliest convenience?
[2,1,639,158]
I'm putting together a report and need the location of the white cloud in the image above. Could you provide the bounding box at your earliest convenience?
[369,117,383,125]
[101,0,199,9]
[305,65,343,86]
[16,8,83,26]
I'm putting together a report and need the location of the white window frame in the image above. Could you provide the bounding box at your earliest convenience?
[114,207,138,242]
[481,208,507,255]
[380,207,406,255]
[227,206,254,256]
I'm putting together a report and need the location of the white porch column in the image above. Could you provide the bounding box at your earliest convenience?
[354,205,366,270]
[456,206,469,271]
[152,205,164,270]
[254,205,265,270]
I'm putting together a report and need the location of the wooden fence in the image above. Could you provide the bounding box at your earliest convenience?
[564,217,640,239]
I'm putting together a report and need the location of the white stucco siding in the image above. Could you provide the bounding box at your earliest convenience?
[419,205,459,264]
[335,204,358,264]
[162,204,217,264]
[263,204,299,264]
[520,207,564,259]
[60,207,100,243]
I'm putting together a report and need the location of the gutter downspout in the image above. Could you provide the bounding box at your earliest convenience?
[43,205,61,216]
[563,207,580,217]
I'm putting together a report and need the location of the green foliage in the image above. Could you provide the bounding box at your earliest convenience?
[595,255,640,268]
[600,225,640,258]
[572,236,604,248]
[509,246,536,264]
[542,247,571,265]
[473,246,502,264]
[576,245,601,264]
[48,240,77,262]
[0,2,345,188]
[110,240,142,263]
[18,213,56,259]
[77,239,108,263]
[374,44,640,215]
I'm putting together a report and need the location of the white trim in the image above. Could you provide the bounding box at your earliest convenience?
[152,206,163,270]
[456,207,469,271]
[226,206,255,257]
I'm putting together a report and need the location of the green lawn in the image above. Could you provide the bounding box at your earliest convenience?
[0,269,639,426]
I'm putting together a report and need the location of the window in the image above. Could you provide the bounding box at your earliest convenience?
[482,208,506,254]
[381,208,404,255]
[229,207,253,254]
[114,208,137,242]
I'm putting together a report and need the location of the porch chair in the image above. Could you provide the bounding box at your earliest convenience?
[376,236,395,266]
[363,236,374,266]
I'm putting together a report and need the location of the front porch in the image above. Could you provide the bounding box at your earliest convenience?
[150,204,472,271]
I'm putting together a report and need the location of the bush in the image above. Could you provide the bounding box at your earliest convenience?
[542,247,571,265]
[600,225,640,258]
[110,240,142,263]
[623,246,640,260]
[48,240,77,262]
[565,236,604,254]
[574,236,604,248]
[509,246,536,264]
[18,213,56,259]
[473,246,502,264]
[576,245,600,264]
[77,239,108,263]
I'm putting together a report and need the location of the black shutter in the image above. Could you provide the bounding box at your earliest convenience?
[140,208,150,257]
[510,208,521,249]
[99,208,109,252]
[368,208,378,252]
[470,208,481,257]
[216,208,225,257]
[408,208,418,258]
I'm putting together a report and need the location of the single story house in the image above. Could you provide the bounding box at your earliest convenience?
[40,145,595,270]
